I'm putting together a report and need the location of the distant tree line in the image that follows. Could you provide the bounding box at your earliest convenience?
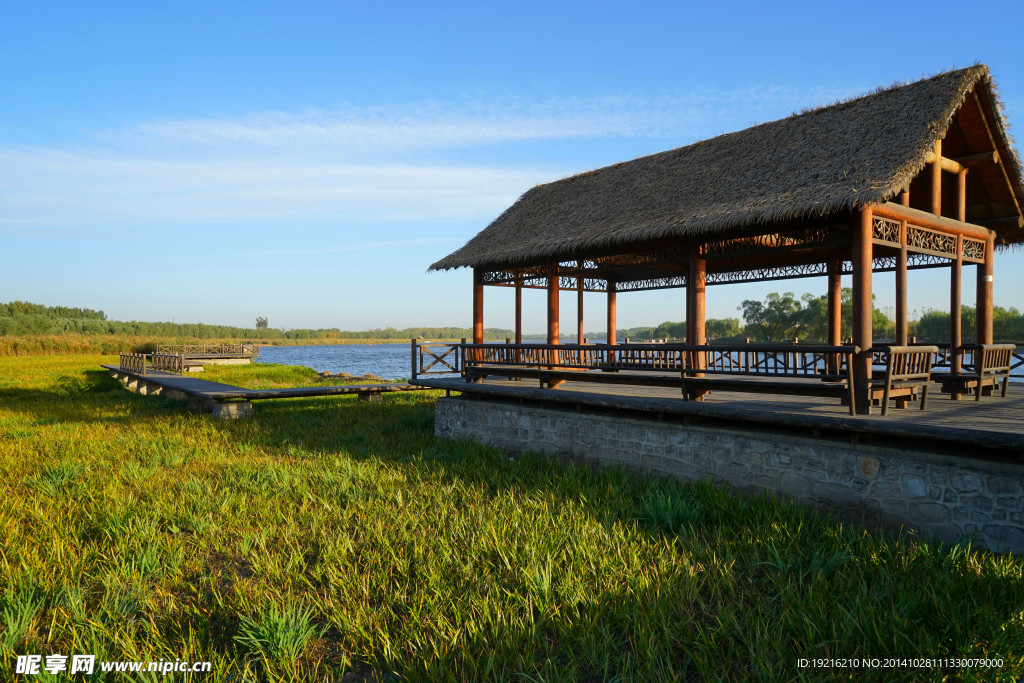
[0,301,107,320]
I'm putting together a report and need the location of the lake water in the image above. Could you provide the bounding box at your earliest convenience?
[256,343,419,380]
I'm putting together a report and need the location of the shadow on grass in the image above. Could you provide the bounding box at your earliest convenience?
[5,367,1023,680]
[221,397,1024,680]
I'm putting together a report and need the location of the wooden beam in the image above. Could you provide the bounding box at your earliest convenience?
[972,90,1024,220]
[953,150,999,168]
[977,215,1024,229]
[827,257,842,345]
[852,208,873,414]
[977,234,994,345]
[870,202,993,240]
[472,268,484,344]
[931,140,942,217]
[928,151,966,174]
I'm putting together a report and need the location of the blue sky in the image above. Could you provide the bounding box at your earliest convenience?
[2,1,1023,333]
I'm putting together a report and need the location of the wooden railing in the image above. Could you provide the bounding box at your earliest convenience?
[458,342,860,378]
[151,353,185,374]
[410,341,462,380]
[119,353,147,376]
[156,343,259,357]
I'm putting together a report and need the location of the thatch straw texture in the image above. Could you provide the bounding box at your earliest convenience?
[432,65,1022,271]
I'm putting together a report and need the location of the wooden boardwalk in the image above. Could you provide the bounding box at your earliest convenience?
[103,365,432,418]
[414,375,1024,454]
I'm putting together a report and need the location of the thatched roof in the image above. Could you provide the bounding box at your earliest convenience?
[432,65,1024,271]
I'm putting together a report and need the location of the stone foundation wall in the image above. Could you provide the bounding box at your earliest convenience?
[435,397,1024,553]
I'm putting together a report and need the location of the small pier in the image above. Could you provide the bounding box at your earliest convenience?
[104,358,432,419]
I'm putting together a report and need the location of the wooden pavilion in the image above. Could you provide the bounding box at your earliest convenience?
[429,66,1024,414]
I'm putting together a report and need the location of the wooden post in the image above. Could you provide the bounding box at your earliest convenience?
[687,244,707,398]
[827,257,842,346]
[977,234,994,345]
[686,246,706,347]
[852,208,874,414]
[951,235,963,383]
[547,263,559,344]
[896,220,908,346]
[606,280,617,345]
[957,169,967,223]
[410,338,417,381]
[931,140,942,217]
[514,274,523,345]
[577,262,584,345]
[472,268,484,345]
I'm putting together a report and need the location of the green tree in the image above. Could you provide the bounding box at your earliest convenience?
[739,292,803,342]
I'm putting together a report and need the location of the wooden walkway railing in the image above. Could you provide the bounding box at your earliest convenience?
[151,353,185,374]
[119,353,147,376]
[156,343,259,357]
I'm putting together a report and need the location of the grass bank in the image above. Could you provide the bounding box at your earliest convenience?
[0,356,1022,681]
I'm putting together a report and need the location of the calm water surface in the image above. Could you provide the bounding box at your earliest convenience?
[256,344,418,379]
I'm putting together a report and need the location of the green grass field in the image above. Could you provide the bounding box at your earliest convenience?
[0,356,1022,681]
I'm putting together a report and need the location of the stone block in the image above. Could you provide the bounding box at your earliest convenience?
[870,482,901,499]
[972,496,994,512]
[902,475,929,499]
[997,497,1020,511]
[950,473,983,493]
[982,525,1024,554]
[812,481,862,506]
[858,457,880,478]
[211,401,253,420]
[908,502,951,524]
[988,476,1022,495]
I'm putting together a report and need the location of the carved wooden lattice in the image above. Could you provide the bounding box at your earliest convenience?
[907,225,957,257]
[962,237,986,263]
[871,217,901,244]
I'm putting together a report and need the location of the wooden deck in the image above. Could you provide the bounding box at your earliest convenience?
[102,365,432,417]
[414,375,1024,454]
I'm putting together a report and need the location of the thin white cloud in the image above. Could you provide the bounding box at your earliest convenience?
[248,237,458,255]
[0,84,860,232]
[122,85,854,155]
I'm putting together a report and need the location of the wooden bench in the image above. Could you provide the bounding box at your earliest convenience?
[866,345,937,416]
[939,343,1015,401]
[464,343,861,415]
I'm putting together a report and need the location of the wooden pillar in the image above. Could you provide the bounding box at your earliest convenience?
[577,262,584,345]
[896,219,908,345]
[547,263,559,345]
[472,268,484,345]
[957,169,967,222]
[827,257,842,346]
[931,140,942,217]
[606,280,617,346]
[686,246,706,346]
[687,245,706,396]
[514,274,523,344]
[852,208,874,414]
[951,235,963,380]
[977,234,994,345]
